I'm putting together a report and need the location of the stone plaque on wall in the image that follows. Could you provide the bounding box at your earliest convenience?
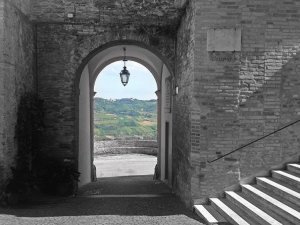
[207,28,241,52]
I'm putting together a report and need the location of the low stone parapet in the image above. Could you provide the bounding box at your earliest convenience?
[94,140,158,156]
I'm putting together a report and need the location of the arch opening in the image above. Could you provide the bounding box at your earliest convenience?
[94,61,158,178]
[77,42,173,189]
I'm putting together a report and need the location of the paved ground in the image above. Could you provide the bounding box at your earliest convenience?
[94,154,157,178]
[78,175,170,196]
[0,176,205,225]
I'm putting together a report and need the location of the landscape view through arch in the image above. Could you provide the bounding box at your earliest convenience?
[93,61,158,178]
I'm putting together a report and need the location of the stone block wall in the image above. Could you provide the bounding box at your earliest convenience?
[190,0,300,204]
[0,0,35,190]
[94,140,158,155]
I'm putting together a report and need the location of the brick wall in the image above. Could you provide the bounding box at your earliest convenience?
[36,23,175,160]
[0,0,5,190]
[0,0,35,190]
[173,0,196,206]
[190,0,300,203]
[30,0,182,27]
[1,0,299,206]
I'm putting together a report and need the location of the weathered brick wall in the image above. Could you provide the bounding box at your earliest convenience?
[0,0,35,190]
[0,0,5,191]
[32,0,189,200]
[30,0,183,26]
[1,0,299,206]
[36,24,175,160]
[191,0,300,203]
[173,0,195,206]
[33,0,183,196]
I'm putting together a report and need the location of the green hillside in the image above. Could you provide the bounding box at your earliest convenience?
[94,98,157,140]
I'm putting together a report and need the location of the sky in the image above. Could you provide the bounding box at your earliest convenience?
[94,61,157,100]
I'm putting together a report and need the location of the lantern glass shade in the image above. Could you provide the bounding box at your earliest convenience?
[120,66,130,86]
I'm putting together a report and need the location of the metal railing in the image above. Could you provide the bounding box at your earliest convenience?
[207,118,300,163]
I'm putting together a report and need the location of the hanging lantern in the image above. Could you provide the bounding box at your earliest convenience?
[120,47,130,86]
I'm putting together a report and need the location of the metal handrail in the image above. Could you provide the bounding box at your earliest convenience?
[207,118,300,163]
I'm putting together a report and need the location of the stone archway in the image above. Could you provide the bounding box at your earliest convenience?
[75,41,174,187]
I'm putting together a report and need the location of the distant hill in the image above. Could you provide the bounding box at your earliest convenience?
[94,98,157,140]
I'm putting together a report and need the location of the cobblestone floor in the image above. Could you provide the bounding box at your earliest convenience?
[0,176,205,225]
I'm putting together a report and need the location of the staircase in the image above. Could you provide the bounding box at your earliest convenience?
[194,162,300,225]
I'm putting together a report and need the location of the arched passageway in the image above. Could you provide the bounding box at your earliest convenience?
[93,61,158,178]
[76,42,174,188]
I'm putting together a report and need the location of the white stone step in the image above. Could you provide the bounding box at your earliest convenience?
[225,191,282,225]
[238,191,292,225]
[287,164,300,174]
[193,205,229,225]
[257,177,300,207]
[242,184,300,224]
[272,170,300,189]
[210,198,250,225]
